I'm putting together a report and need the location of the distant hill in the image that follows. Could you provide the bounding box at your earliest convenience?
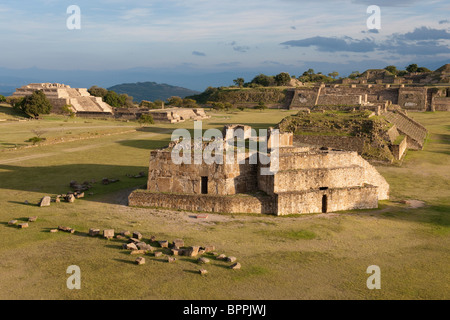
[107,82,200,103]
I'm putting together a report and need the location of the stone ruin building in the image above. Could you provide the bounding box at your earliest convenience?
[128,125,389,215]
[13,83,210,122]
[12,83,114,116]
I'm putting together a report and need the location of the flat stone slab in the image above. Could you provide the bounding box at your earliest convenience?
[198,257,210,264]
[28,216,37,222]
[230,262,241,270]
[158,240,169,248]
[199,269,208,275]
[39,196,51,207]
[132,231,143,240]
[226,256,237,263]
[8,220,18,225]
[18,223,29,228]
[135,257,145,265]
[103,229,115,239]
[89,228,100,237]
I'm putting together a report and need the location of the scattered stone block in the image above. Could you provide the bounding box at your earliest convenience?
[132,231,142,240]
[186,246,200,257]
[50,229,58,233]
[128,238,141,244]
[123,243,138,250]
[150,235,156,242]
[103,229,115,239]
[121,231,131,237]
[204,245,215,253]
[18,223,29,228]
[58,226,75,233]
[195,214,209,219]
[89,228,100,237]
[217,254,227,260]
[173,239,184,249]
[8,220,18,225]
[171,249,180,256]
[154,252,162,257]
[137,242,153,251]
[135,257,145,265]
[130,250,146,255]
[39,196,51,207]
[198,249,206,255]
[159,240,169,248]
[167,257,176,263]
[199,269,208,275]
[65,194,75,203]
[230,262,241,270]
[55,197,61,203]
[198,257,210,264]
[226,256,237,263]
[74,192,84,199]
[115,235,125,240]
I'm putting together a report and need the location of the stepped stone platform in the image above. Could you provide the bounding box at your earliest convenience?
[12,83,114,116]
[129,125,389,215]
[384,111,427,150]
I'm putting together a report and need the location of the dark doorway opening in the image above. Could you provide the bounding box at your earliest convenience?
[201,176,208,194]
[319,187,328,190]
[322,195,328,213]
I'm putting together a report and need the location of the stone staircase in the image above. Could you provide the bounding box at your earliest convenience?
[384,111,427,149]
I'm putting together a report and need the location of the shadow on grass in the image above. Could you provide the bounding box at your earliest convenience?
[0,163,148,205]
[113,258,136,265]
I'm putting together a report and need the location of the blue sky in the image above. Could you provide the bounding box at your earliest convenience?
[0,0,449,90]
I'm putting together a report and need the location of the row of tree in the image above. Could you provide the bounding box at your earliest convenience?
[88,86,134,108]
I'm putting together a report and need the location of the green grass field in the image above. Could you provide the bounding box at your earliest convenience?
[0,108,448,300]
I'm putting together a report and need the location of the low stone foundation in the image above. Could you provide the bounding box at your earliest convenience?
[129,190,276,214]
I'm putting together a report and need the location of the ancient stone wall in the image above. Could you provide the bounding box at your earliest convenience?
[147,148,258,196]
[293,136,365,153]
[276,185,378,215]
[129,190,275,214]
[434,97,450,111]
[391,136,407,160]
[398,87,428,111]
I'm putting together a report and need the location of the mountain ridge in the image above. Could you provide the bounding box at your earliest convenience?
[107,81,200,103]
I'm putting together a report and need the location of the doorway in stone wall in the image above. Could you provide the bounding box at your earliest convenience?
[201,176,208,194]
[322,194,328,213]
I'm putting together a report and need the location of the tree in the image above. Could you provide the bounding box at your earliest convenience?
[209,101,225,111]
[384,65,398,75]
[328,71,339,79]
[0,95,6,103]
[104,90,121,108]
[182,98,198,108]
[118,93,134,108]
[417,67,431,73]
[275,72,291,86]
[251,74,275,87]
[6,96,24,108]
[15,90,52,118]
[88,86,108,98]
[233,78,245,88]
[139,100,156,109]
[138,114,154,127]
[348,71,360,79]
[167,96,183,107]
[406,64,418,73]
[154,99,165,108]
[61,104,75,118]
[255,101,267,111]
